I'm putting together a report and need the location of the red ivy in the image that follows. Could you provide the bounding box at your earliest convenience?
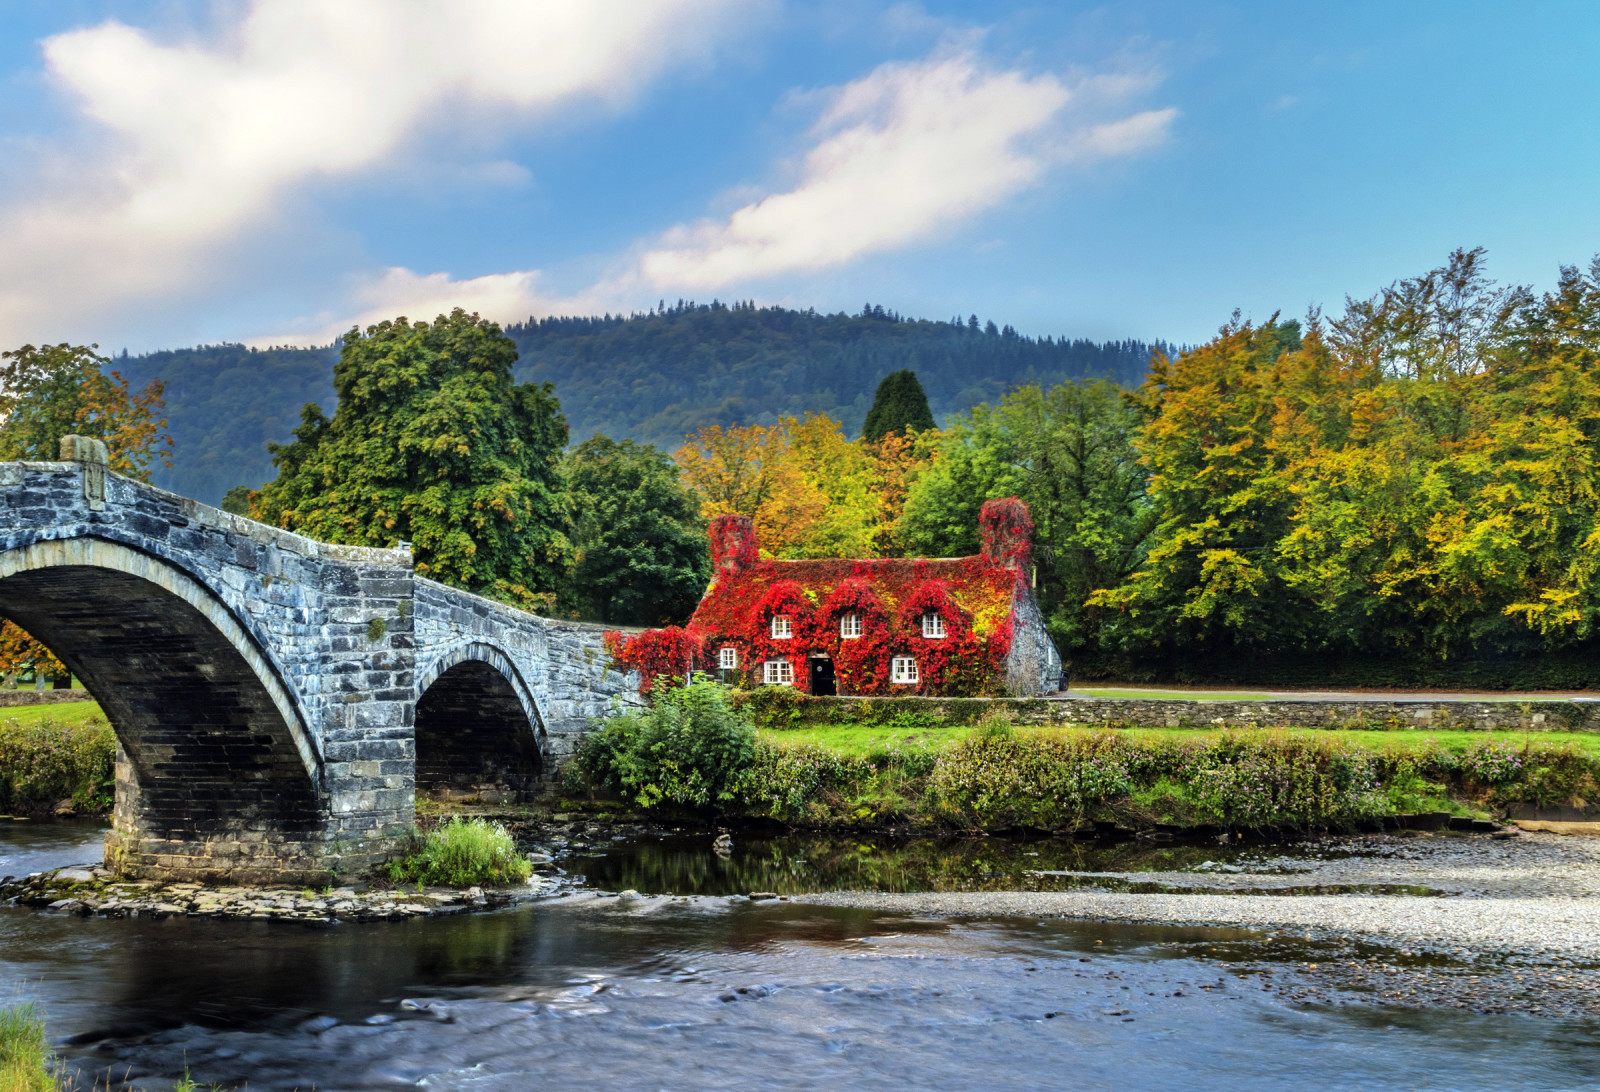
[739,579,814,690]
[814,577,892,693]
[979,496,1034,571]
[604,626,703,694]
[617,500,1039,698]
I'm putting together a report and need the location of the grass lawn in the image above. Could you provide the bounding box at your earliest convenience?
[0,700,103,728]
[762,721,1600,756]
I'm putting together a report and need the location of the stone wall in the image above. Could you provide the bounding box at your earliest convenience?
[0,689,95,708]
[1044,697,1600,732]
[767,693,1600,732]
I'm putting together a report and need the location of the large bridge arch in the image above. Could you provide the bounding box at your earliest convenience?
[0,536,325,882]
[415,641,548,799]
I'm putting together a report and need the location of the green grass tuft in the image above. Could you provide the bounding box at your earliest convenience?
[0,1001,53,1092]
[385,817,532,887]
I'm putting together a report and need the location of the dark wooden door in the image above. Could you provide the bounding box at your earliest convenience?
[809,657,836,695]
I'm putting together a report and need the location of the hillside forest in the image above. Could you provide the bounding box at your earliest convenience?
[5,248,1600,689]
[115,305,1163,505]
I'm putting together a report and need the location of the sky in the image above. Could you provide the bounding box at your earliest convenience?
[0,0,1596,353]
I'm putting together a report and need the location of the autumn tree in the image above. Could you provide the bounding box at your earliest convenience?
[674,413,935,560]
[560,435,708,625]
[254,310,571,607]
[0,342,172,480]
[0,622,69,688]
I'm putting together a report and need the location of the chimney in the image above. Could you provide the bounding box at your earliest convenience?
[708,514,758,580]
[979,497,1033,571]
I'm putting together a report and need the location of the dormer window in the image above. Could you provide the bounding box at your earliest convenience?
[840,613,862,639]
[770,615,792,639]
[719,647,738,670]
[921,612,946,639]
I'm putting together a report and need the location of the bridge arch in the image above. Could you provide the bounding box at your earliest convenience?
[415,641,548,799]
[0,536,323,881]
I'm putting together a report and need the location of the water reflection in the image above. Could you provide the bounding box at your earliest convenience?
[568,829,1329,896]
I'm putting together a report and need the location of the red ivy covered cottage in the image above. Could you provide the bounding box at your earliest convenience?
[606,498,1062,697]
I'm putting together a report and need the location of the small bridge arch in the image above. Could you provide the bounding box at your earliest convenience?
[0,536,323,881]
[415,641,548,799]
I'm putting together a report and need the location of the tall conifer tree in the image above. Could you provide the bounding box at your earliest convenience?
[862,369,935,442]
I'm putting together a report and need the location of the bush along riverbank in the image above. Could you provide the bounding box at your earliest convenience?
[0,714,113,817]
[571,680,1598,834]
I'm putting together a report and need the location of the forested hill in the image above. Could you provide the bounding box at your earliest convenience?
[117,302,1167,504]
[505,302,1162,450]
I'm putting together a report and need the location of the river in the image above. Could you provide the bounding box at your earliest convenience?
[3,820,1597,1090]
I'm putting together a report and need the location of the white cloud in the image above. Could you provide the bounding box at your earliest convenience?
[248,265,629,347]
[632,48,1175,290]
[254,45,1177,345]
[0,0,751,348]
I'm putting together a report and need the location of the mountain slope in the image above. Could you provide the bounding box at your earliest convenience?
[119,303,1167,504]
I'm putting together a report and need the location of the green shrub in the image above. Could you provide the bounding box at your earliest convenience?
[577,678,757,808]
[385,818,532,887]
[733,741,876,820]
[0,1001,53,1092]
[930,733,1133,828]
[0,716,115,814]
[1184,734,1382,828]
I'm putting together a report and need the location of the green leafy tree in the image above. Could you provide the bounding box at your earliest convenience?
[0,342,172,480]
[861,368,936,442]
[561,435,709,625]
[900,379,1151,654]
[254,310,572,606]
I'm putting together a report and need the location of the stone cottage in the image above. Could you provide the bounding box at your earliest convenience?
[608,497,1062,697]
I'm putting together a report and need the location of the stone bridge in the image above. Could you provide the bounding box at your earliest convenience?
[0,439,638,884]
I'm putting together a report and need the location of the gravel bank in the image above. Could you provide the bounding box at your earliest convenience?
[795,830,1600,1017]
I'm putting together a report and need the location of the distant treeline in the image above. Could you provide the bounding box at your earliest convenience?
[505,301,1165,450]
[116,302,1165,503]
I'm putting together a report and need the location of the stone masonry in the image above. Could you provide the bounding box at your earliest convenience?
[0,441,636,884]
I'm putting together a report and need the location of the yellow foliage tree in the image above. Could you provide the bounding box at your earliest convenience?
[675,413,937,559]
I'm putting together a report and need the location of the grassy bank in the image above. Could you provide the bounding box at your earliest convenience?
[0,710,114,816]
[571,681,1600,833]
[0,1001,52,1092]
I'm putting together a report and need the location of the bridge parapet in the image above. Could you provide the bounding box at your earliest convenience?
[0,445,635,882]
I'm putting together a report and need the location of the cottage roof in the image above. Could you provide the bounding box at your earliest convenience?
[685,498,1034,641]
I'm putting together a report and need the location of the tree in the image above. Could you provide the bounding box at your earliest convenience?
[861,369,936,442]
[0,622,69,688]
[254,310,572,607]
[674,413,933,560]
[1087,317,1307,656]
[561,435,709,625]
[901,379,1151,654]
[0,342,172,480]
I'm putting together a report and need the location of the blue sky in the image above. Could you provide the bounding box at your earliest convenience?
[0,0,1596,353]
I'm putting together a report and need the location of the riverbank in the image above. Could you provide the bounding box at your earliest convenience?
[0,867,566,921]
[789,829,1600,1018]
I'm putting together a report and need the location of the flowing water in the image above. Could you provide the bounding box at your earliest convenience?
[3,820,1598,1091]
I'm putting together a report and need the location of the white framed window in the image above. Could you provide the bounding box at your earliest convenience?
[763,659,794,686]
[840,613,862,639]
[891,656,919,684]
[921,612,946,639]
[719,646,738,670]
[770,615,792,639]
